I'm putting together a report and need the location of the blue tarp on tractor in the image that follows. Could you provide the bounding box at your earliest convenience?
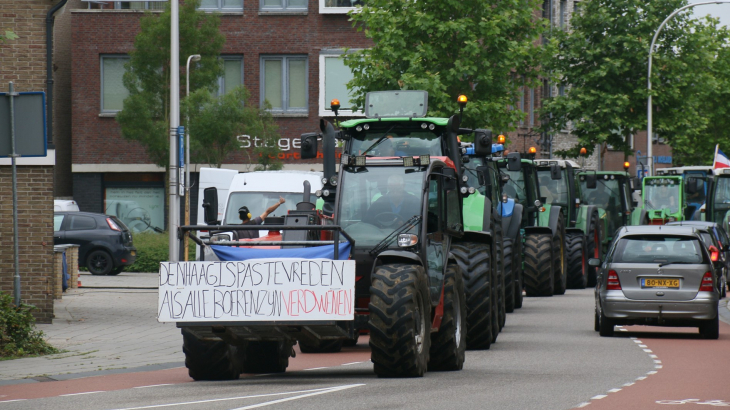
[211,242,352,261]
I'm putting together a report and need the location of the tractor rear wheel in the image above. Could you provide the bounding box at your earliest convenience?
[452,242,493,350]
[524,233,554,297]
[241,341,293,373]
[513,234,524,309]
[369,264,431,377]
[494,222,506,333]
[503,237,516,313]
[553,214,567,295]
[298,339,343,353]
[428,263,467,371]
[181,328,240,380]
[586,212,602,287]
[566,232,587,289]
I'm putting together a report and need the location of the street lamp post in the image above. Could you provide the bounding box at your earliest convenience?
[647,1,730,176]
[184,54,201,262]
[168,0,180,262]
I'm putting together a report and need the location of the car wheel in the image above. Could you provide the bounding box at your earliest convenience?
[594,309,600,332]
[598,309,614,337]
[87,250,113,276]
[109,266,124,276]
[699,309,719,340]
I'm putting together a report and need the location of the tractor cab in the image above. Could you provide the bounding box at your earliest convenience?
[642,176,684,224]
[707,169,730,231]
[533,159,582,228]
[656,166,713,220]
[578,170,643,243]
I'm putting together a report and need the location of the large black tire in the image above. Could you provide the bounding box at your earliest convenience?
[566,232,587,289]
[298,339,343,353]
[598,310,614,337]
[369,264,431,377]
[343,332,360,347]
[553,214,567,295]
[524,233,554,296]
[428,263,467,371]
[181,328,240,380]
[241,341,292,373]
[494,221,506,333]
[503,237,516,313]
[87,250,113,276]
[700,309,719,340]
[513,234,524,309]
[586,212,603,287]
[452,242,493,350]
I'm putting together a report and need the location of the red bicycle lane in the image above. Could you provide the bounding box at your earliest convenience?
[578,322,730,409]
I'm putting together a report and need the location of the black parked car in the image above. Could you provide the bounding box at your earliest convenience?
[668,221,729,298]
[54,212,136,275]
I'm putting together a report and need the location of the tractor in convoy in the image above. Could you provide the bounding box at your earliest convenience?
[655,166,714,221]
[497,152,567,296]
[707,169,730,230]
[303,91,514,351]
[462,136,525,313]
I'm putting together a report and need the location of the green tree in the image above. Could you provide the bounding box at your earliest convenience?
[543,0,729,160]
[344,0,550,131]
[116,0,225,167]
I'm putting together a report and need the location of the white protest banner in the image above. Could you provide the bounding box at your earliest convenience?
[158,258,355,322]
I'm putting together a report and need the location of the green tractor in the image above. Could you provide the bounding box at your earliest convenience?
[532,160,603,289]
[639,175,687,224]
[310,91,509,350]
[498,156,567,296]
[707,169,730,231]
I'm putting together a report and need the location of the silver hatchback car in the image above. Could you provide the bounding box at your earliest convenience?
[592,225,719,339]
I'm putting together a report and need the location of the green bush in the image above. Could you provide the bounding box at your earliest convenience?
[126,232,195,273]
[0,292,58,358]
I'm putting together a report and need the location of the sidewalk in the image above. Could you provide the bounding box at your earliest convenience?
[0,272,183,383]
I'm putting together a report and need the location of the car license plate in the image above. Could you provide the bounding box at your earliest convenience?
[641,278,679,289]
[131,250,136,256]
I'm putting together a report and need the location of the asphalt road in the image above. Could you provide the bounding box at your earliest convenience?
[0,289,661,410]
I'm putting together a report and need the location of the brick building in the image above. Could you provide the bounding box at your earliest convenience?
[0,0,69,323]
[69,0,371,228]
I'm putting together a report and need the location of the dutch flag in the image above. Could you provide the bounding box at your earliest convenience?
[714,145,730,169]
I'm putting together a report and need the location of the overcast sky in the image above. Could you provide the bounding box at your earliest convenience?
[688,0,730,26]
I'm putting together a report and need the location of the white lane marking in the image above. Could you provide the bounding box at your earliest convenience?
[648,371,658,375]
[655,365,663,369]
[630,337,637,340]
[637,376,647,381]
[341,361,364,366]
[608,388,622,393]
[619,328,628,331]
[60,391,105,396]
[623,382,635,387]
[0,399,27,403]
[229,384,365,410]
[638,344,648,348]
[591,395,608,400]
[643,349,653,353]
[650,354,658,359]
[109,386,361,410]
[633,339,642,343]
[654,360,662,364]
[133,384,173,389]
[303,367,329,371]
[577,402,591,408]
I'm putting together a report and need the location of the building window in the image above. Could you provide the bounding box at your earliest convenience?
[261,0,307,11]
[199,0,243,11]
[573,1,582,16]
[319,0,363,14]
[261,56,308,113]
[86,1,166,9]
[559,0,566,28]
[529,88,535,127]
[101,55,130,112]
[559,84,566,97]
[217,56,243,96]
[105,186,166,233]
[319,53,362,116]
[519,86,525,125]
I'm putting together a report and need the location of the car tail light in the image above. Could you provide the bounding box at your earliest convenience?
[699,271,714,292]
[106,218,121,231]
[607,270,622,290]
[709,245,719,262]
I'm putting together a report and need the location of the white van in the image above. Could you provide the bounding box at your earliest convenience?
[54,199,79,212]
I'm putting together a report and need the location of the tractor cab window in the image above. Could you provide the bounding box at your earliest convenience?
[712,176,730,227]
[503,168,526,205]
[349,127,444,157]
[644,178,680,213]
[338,166,424,247]
[537,169,568,205]
[581,176,622,236]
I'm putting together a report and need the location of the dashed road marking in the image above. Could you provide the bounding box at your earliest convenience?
[60,391,105,396]
[648,371,658,375]
[303,367,329,371]
[623,382,635,387]
[0,399,27,403]
[229,384,365,410]
[608,388,622,393]
[134,384,173,389]
[643,349,653,353]
[591,395,608,400]
[637,376,647,381]
[341,361,364,366]
[576,402,591,408]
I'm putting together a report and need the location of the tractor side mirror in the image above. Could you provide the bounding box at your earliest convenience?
[630,177,640,191]
[585,173,597,189]
[300,132,319,160]
[550,164,562,180]
[202,187,219,225]
[473,129,493,156]
[686,177,701,195]
[476,165,489,187]
[506,152,521,171]
[588,258,602,268]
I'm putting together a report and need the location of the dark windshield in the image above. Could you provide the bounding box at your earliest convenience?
[712,177,730,227]
[463,157,487,196]
[339,166,424,247]
[644,178,681,213]
[349,129,444,157]
[581,177,623,236]
[612,235,705,264]
[536,169,568,205]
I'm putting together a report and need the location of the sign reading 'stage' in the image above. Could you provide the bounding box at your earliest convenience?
[158,259,356,322]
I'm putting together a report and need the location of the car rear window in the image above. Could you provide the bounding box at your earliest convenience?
[612,235,705,264]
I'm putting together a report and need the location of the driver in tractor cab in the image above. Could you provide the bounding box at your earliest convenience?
[377,138,408,157]
[539,174,555,204]
[366,175,420,224]
[652,184,678,213]
[233,197,286,239]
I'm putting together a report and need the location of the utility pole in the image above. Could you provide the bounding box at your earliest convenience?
[168,0,180,262]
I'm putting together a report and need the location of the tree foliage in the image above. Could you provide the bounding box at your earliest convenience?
[543,0,730,162]
[344,0,550,131]
[116,0,225,168]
